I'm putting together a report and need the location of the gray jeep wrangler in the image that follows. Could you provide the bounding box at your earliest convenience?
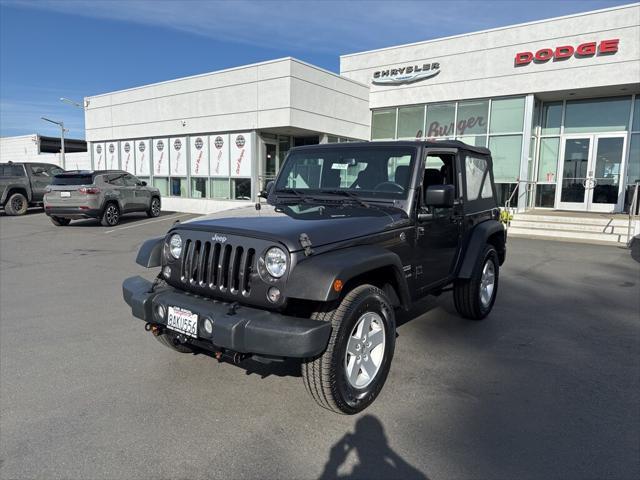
[123,141,506,414]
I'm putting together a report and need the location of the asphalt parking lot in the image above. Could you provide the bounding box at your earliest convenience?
[1,209,638,480]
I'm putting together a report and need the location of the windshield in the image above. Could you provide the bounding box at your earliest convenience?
[275,146,416,200]
[52,174,95,186]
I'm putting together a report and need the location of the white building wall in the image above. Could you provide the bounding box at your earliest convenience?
[0,135,89,169]
[340,4,640,108]
[84,58,370,141]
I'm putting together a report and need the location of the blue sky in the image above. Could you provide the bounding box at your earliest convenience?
[0,0,631,139]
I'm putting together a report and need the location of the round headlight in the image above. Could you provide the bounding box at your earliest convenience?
[169,234,182,259]
[264,247,287,278]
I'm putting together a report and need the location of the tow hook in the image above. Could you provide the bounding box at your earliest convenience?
[214,350,250,364]
[145,322,162,336]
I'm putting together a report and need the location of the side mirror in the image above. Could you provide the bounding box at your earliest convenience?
[259,180,274,199]
[424,184,455,208]
[139,181,147,186]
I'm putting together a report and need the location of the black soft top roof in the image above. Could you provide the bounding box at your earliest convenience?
[54,169,125,176]
[291,140,491,156]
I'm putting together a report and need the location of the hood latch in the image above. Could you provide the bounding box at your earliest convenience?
[299,233,314,257]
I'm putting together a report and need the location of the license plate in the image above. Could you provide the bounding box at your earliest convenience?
[167,306,198,338]
[60,191,71,197]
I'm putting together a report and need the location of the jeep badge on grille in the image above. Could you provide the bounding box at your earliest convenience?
[212,234,227,243]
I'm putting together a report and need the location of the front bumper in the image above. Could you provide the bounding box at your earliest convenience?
[122,276,331,358]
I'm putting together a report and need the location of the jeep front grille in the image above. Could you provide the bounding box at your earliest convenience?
[180,239,255,296]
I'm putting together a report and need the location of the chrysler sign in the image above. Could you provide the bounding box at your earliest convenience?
[372,62,440,85]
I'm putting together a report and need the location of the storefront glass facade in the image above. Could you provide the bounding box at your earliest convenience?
[531,95,639,212]
[371,95,526,205]
[371,94,639,212]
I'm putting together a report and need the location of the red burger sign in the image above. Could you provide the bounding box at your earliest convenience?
[515,39,619,66]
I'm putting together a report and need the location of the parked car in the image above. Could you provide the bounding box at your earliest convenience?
[45,170,161,226]
[123,141,506,414]
[1,162,64,215]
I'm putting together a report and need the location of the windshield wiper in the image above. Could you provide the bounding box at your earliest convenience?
[317,189,373,209]
[274,187,315,204]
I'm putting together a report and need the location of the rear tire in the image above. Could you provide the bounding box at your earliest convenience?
[154,333,194,353]
[5,192,28,215]
[101,202,120,226]
[302,284,396,414]
[453,245,499,320]
[50,216,71,226]
[147,197,161,218]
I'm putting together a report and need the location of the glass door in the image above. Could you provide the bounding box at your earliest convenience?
[556,134,627,212]
[557,137,591,211]
[589,135,626,212]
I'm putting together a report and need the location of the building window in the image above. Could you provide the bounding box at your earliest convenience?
[232,179,252,200]
[625,133,640,211]
[371,109,396,140]
[170,178,187,197]
[397,105,425,139]
[153,177,169,196]
[538,137,560,183]
[425,103,455,138]
[633,97,640,132]
[457,100,489,136]
[210,179,230,199]
[535,184,556,208]
[191,178,208,198]
[541,102,562,135]
[457,135,487,147]
[490,97,525,134]
[488,135,523,183]
[564,96,632,133]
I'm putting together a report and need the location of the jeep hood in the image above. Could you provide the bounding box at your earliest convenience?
[175,204,409,252]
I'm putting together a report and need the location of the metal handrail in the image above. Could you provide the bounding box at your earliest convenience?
[504,178,537,213]
[627,182,639,247]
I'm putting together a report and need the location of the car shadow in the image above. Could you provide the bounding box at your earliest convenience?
[0,207,45,217]
[318,415,428,480]
[66,211,177,228]
[199,298,446,380]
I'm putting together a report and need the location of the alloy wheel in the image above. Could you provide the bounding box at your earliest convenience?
[344,312,386,389]
[479,260,495,308]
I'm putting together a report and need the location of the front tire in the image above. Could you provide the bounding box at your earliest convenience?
[50,216,71,226]
[5,192,28,215]
[453,244,499,320]
[147,197,161,218]
[302,284,396,414]
[101,202,120,227]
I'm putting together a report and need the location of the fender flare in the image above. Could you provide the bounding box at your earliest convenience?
[136,236,164,267]
[457,220,505,279]
[2,184,31,204]
[286,245,411,308]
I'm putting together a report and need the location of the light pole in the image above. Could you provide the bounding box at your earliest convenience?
[41,117,67,168]
[60,97,83,108]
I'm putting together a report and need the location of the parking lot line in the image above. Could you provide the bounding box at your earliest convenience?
[104,213,195,233]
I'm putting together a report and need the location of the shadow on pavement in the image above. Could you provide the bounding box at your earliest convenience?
[318,415,428,480]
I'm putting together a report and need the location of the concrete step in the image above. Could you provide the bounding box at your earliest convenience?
[508,226,629,244]
[514,213,629,227]
[510,219,630,235]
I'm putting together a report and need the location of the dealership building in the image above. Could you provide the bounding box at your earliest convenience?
[83,3,640,214]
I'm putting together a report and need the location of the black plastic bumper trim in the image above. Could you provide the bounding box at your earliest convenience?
[122,276,331,358]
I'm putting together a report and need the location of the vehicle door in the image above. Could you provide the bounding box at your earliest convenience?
[107,173,134,212]
[28,164,58,201]
[125,174,149,211]
[413,150,462,294]
[0,164,28,201]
